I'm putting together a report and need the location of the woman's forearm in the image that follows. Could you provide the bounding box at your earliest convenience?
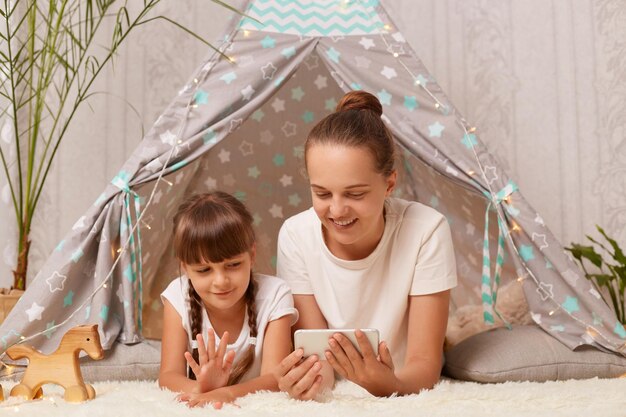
[393,359,441,395]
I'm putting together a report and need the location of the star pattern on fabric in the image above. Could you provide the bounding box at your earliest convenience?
[520,245,535,262]
[281,122,297,137]
[562,296,580,314]
[203,129,217,145]
[72,216,86,231]
[220,72,237,84]
[354,56,371,69]
[63,291,74,307]
[562,270,580,287]
[241,85,255,101]
[193,90,209,105]
[532,233,548,250]
[614,323,626,338]
[46,271,67,293]
[416,74,429,86]
[428,121,445,137]
[229,119,243,132]
[326,47,341,63]
[484,166,498,184]
[260,130,274,145]
[288,193,302,207]
[71,248,83,263]
[279,174,293,187]
[550,325,565,333]
[218,149,231,163]
[252,213,262,227]
[153,189,163,204]
[100,305,109,320]
[531,312,542,324]
[325,97,338,111]
[271,98,285,112]
[26,302,44,322]
[304,54,319,70]
[301,111,315,123]
[293,145,304,159]
[269,204,283,219]
[260,35,276,48]
[314,75,327,90]
[377,89,392,106]
[204,177,217,190]
[248,166,261,179]
[387,43,405,56]
[381,66,397,80]
[536,282,553,301]
[359,37,375,50]
[160,130,177,146]
[466,223,475,236]
[44,321,56,339]
[281,46,296,59]
[461,133,478,149]
[589,288,602,300]
[273,154,285,166]
[261,63,277,80]
[239,140,254,156]
[291,86,305,101]
[403,96,417,111]
[251,109,265,122]
[534,214,545,226]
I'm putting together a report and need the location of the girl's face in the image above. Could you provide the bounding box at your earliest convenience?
[182,249,254,314]
[306,144,396,260]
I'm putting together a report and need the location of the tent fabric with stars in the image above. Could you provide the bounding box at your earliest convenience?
[1,0,624,359]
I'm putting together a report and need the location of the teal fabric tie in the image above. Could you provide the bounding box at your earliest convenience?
[111,172,144,332]
[481,180,518,325]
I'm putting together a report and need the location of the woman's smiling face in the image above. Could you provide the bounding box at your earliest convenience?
[306,144,396,260]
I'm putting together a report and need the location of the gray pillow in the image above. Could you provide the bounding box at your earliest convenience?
[443,325,626,382]
[0,339,161,382]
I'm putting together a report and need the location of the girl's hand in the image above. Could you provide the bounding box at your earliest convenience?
[177,387,236,409]
[185,329,236,393]
[325,329,399,397]
[275,349,324,400]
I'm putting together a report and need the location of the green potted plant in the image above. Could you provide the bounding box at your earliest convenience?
[0,0,239,321]
[565,226,626,324]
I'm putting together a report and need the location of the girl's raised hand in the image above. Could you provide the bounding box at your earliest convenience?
[185,329,236,393]
[325,329,399,397]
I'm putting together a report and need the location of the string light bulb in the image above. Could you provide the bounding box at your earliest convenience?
[393,52,399,57]
[435,103,440,109]
[468,126,477,133]
[549,310,556,316]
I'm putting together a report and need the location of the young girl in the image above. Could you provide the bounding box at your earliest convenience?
[159,191,297,408]
[275,91,457,399]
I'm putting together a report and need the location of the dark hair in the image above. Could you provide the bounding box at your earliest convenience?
[305,90,396,176]
[172,191,258,385]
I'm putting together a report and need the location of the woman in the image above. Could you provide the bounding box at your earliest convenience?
[274,91,457,398]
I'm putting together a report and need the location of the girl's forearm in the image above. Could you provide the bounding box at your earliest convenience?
[222,373,279,399]
[158,371,200,393]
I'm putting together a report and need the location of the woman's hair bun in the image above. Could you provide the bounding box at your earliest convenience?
[335,90,383,117]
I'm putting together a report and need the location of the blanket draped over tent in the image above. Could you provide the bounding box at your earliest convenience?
[1,0,624,360]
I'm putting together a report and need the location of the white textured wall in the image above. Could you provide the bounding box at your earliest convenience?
[1,0,624,289]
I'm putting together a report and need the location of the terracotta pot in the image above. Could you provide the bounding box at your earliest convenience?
[0,288,24,325]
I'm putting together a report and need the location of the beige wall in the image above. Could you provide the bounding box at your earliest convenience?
[1,0,624,288]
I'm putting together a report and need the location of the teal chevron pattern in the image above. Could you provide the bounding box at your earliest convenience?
[239,0,385,37]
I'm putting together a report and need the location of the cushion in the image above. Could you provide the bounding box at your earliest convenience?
[0,339,161,382]
[443,325,626,382]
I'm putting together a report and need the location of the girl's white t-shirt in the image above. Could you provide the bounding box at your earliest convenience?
[161,274,298,382]
[277,198,457,368]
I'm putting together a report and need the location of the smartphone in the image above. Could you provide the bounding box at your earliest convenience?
[294,328,380,358]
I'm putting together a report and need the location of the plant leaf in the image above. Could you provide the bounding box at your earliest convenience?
[566,243,603,268]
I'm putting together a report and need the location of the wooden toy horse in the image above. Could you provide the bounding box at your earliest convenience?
[6,324,104,403]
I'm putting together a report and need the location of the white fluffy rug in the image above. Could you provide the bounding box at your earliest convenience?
[1,377,625,417]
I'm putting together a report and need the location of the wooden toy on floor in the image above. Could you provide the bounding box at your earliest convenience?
[6,324,104,403]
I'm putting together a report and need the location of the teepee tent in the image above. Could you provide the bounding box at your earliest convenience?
[1,0,624,358]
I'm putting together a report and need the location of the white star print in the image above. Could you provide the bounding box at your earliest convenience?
[359,37,375,50]
[531,233,548,250]
[218,149,231,163]
[281,122,297,137]
[314,75,328,90]
[261,62,277,80]
[241,85,255,101]
[46,271,67,293]
[380,66,397,80]
[204,177,217,190]
[269,204,283,219]
[271,98,285,113]
[484,166,498,185]
[72,216,86,231]
[160,131,177,146]
[279,174,293,187]
[26,302,44,322]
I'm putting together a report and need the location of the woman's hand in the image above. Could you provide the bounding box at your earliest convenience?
[185,329,236,393]
[177,387,235,409]
[325,329,399,397]
[274,349,324,400]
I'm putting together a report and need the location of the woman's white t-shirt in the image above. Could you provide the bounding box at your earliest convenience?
[277,198,457,368]
[161,274,298,382]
